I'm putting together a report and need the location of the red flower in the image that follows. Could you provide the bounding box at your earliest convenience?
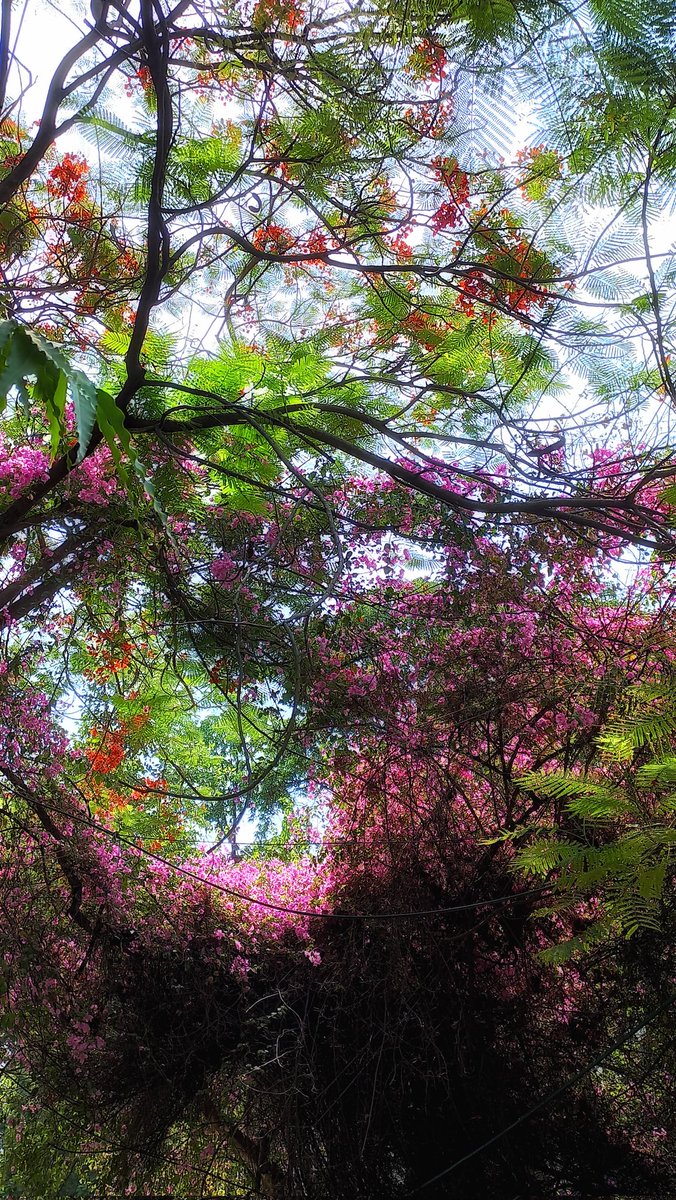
[430,158,470,233]
[251,224,296,253]
[406,39,448,83]
[47,153,89,200]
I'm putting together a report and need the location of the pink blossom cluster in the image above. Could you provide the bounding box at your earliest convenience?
[142,850,333,950]
[69,445,123,505]
[211,551,240,582]
[0,674,70,781]
[0,437,50,499]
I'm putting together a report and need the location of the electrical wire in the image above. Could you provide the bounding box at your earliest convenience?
[412,998,673,1193]
[2,782,553,923]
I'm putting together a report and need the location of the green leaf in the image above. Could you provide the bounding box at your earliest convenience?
[95,389,167,525]
[46,369,68,458]
[538,919,613,964]
[0,321,103,461]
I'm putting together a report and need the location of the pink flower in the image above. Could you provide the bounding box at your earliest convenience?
[230,954,251,979]
[211,553,239,582]
[70,446,122,505]
[0,439,50,498]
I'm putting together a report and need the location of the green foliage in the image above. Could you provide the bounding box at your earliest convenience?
[596,684,676,758]
[2,1,676,1193]
[0,320,167,525]
[0,319,99,458]
[0,1072,95,1198]
[516,685,676,952]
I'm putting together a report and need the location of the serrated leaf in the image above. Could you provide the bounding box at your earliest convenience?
[70,374,100,462]
[0,321,103,462]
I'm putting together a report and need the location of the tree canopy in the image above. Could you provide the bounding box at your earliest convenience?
[0,0,674,1196]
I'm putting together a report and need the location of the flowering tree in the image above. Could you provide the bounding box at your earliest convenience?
[0,0,675,1195]
[0,486,673,1196]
